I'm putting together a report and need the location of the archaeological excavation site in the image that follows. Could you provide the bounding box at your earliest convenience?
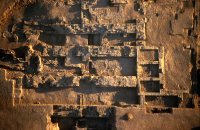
[0,0,200,130]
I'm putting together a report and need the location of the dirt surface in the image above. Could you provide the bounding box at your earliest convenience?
[0,0,199,130]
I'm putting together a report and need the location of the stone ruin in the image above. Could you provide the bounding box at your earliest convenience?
[0,0,199,130]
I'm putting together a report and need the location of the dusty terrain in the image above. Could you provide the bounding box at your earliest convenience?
[0,0,199,130]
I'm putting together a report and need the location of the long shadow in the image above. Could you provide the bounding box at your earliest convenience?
[190,48,198,95]
[23,1,49,22]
